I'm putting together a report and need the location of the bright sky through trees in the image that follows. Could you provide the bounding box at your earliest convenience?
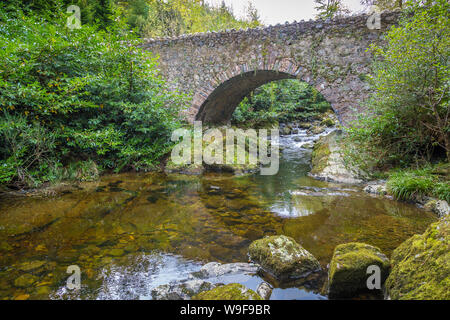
[207,0,366,25]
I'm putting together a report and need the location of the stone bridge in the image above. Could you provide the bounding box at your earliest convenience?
[142,11,401,125]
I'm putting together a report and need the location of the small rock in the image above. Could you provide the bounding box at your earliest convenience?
[256,282,273,300]
[298,122,312,129]
[321,118,335,127]
[152,280,217,300]
[364,183,387,196]
[309,126,325,135]
[281,127,292,136]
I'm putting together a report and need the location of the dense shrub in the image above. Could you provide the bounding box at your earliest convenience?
[0,9,186,187]
[344,1,449,171]
[231,80,331,128]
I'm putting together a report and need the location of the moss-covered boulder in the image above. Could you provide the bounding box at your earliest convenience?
[328,242,390,298]
[248,235,321,281]
[385,216,449,300]
[310,136,331,175]
[192,283,262,300]
[309,131,365,184]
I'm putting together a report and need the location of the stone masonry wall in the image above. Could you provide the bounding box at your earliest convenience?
[141,11,401,125]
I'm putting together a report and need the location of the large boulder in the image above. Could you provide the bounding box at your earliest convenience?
[328,242,390,298]
[385,216,450,300]
[248,235,321,281]
[309,131,365,184]
[192,283,262,300]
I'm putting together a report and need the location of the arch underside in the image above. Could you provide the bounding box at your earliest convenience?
[195,70,296,124]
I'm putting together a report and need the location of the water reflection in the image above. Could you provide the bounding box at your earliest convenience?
[0,130,437,300]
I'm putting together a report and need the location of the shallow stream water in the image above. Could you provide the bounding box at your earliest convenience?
[0,129,437,300]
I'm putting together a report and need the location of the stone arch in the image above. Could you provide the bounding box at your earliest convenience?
[191,61,337,125]
[195,70,296,124]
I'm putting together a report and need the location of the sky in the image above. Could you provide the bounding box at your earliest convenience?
[207,0,367,25]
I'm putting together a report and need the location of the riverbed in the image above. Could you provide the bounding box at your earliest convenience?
[0,129,437,300]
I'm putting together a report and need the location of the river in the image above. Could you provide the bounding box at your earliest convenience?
[0,128,436,300]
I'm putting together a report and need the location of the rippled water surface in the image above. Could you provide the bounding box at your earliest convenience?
[0,131,437,300]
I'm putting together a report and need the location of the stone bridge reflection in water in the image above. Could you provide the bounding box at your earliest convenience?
[0,129,436,300]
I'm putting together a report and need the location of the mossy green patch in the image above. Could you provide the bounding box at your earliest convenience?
[248,235,321,281]
[385,216,450,300]
[192,283,262,300]
[321,118,335,127]
[328,242,390,298]
[310,136,331,175]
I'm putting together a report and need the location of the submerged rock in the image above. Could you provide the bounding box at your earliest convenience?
[385,216,449,300]
[18,260,46,272]
[152,280,217,300]
[192,283,262,300]
[248,235,321,281]
[364,183,388,196]
[106,248,125,257]
[164,162,204,175]
[0,241,13,252]
[191,262,259,279]
[328,242,390,298]
[14,274,39,288]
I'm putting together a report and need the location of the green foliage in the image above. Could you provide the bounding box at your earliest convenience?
[117,0,262,38]
[0,9,186,187]
[231,80,331,128]
[1,0,114,28]
[345,1,450,172]
[2,0,260,37]
[387,165,450,202]
[360,0,404,10]
[315,0,349,19]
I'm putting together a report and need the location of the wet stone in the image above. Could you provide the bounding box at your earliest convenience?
[256,282,273,300]
[191,262,259,279]
[152,280,217,300]
[18,260,46,272]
